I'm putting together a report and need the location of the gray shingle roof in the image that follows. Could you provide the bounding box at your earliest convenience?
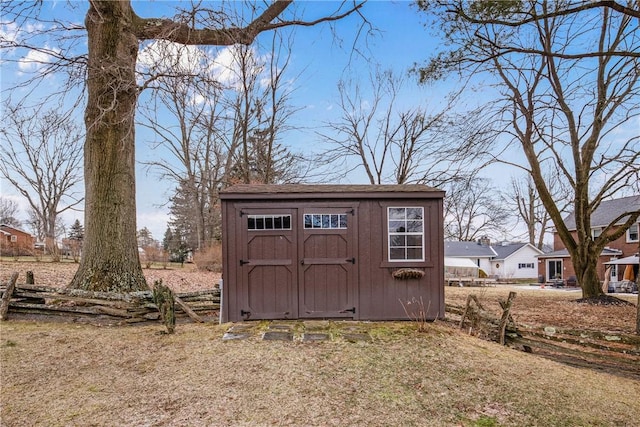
[537,247,622,258]
[491,243,529,260]
[563,195,640,230]
[445,241,496,258]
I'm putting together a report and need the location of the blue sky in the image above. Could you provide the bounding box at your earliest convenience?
[2,1,472,240]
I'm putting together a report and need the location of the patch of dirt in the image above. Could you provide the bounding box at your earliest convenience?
[574,294,635,306]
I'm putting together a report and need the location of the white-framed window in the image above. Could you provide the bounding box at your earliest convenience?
[591,227,603,239]
[627,223,639,242]
[518,263,534,269]
[304,214,347,229]
[10,235,17,242]
[247,215,291,230]
[387,207,424,262]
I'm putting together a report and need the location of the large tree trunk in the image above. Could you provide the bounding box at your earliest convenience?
[573,250,603,298]
[69,1,147,292]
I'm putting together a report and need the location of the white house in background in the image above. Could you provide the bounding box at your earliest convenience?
[491,242,545,280]
[445,239,544,280]
[444,241,495,274]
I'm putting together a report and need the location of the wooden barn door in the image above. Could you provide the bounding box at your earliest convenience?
[298,207,357,318]
[238,208,297,320]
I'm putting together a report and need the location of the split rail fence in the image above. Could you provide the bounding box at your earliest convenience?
[445,291,640,379]
[0,271,220,328]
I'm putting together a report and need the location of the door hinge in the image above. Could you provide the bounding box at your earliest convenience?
[341,307,356,314]
[240,259,250,266]
[241,309,251,319]
[347,257,356,264]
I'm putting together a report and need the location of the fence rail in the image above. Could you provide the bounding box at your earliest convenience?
[445,292,640,379]
[0,280,220,326]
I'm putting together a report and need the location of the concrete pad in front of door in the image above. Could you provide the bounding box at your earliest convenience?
[222,323,255,340]
[222,320,372,343]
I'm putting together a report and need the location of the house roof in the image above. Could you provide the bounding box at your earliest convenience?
[0,224,33,236]
[537,247,623,259]
[219,184,445,200]
[445,241,496,258]
[491,242,543,260]
[445,257,479,268]
[604,254,639,265]
[563,195,640,230]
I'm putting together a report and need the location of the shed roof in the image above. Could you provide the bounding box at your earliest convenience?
[220,184,444,200]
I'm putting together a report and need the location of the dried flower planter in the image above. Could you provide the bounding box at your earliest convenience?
[392,268,425,280]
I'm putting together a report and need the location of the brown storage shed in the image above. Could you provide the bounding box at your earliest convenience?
[219,184,444,323]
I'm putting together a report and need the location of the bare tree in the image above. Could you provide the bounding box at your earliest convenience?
[0,106,83,260]
[420,0,640,299]
[507,173,571,250]
[317,67,489,185]
[223,39,303,185]
[0,197,22,228]
[140,28,302,251]
[138,45,227,252]
[2,1,365,291]
[443,176,510,241]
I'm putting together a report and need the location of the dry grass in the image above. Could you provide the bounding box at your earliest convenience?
[2,321,639,427]
[445,285,638,334]
[0,260,219,293]
[1,261,639,426]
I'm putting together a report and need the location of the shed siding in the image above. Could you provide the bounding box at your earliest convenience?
[220,185,444,322]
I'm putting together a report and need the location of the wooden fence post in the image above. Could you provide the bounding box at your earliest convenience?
[0,272,19,321]
[153,280,176,333]
[498,291,517,345]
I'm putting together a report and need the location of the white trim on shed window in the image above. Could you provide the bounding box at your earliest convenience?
[387,207,424,262]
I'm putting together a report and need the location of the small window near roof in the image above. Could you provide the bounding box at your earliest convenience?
[247,215,291,230]
[388,207,424,262]
[10,235,17,242]
[627,224,639,242]
[303,214,347,229]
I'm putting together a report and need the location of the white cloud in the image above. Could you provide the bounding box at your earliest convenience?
[137,210,170,242]
[0,21,19,45]
[17,46,59,73]
[138,40,207,75]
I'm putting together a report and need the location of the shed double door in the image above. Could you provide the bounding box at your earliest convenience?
[238,206,357,320]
